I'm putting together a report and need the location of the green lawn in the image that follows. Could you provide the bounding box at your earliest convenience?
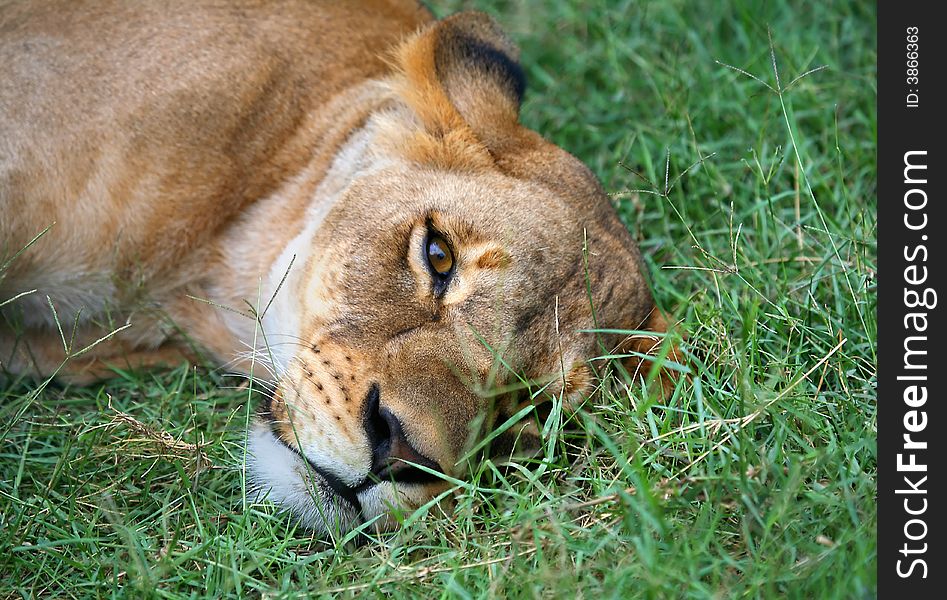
[0,0,877,597]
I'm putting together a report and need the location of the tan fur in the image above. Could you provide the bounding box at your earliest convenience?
[0,0,677,533]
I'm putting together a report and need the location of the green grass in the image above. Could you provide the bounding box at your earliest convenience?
[0,0,876,597]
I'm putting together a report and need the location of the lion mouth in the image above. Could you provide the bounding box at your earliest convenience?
[247,418,446,534]
[266,421,444,502]
[268,430,365,514]
[246,423,364,532]
[249,384,448,533]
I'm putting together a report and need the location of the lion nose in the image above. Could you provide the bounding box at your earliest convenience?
[363,385,441,482]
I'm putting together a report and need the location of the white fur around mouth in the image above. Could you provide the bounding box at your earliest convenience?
[246,422,363,534]
[246,420,439,535]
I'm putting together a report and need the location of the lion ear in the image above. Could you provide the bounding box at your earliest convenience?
[389,12,526,166]
[431,12,525,135]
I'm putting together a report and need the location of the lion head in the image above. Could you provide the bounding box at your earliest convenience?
[246,12,674,535]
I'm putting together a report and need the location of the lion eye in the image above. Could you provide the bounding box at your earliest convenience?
[426,235,454,276]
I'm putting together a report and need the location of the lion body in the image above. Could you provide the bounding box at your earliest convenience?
[2,0,427,360]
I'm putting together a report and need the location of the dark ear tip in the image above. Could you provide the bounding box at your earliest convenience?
[435,11,526,106]
[439,11,519,59]
[449,33,527,104]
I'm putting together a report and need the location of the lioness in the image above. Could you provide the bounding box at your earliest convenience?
[1,0,674,534]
